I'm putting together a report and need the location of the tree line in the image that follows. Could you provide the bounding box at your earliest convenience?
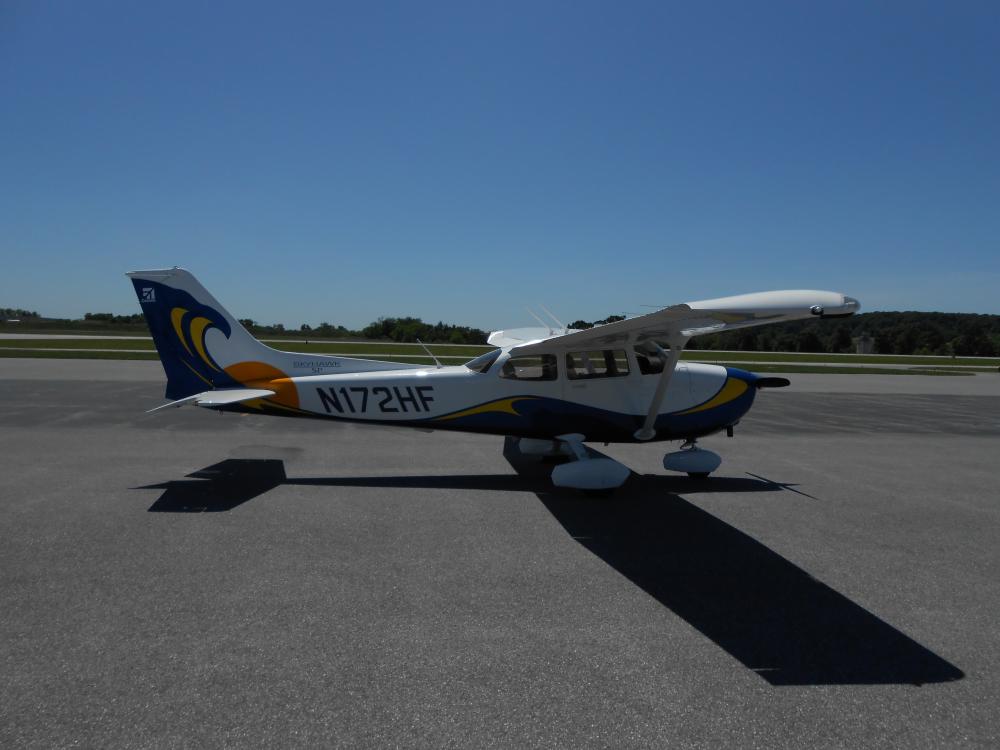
[570,311,1000,357]
[236,316,488,345]
[1,308,40,319]
[1,309,487,344]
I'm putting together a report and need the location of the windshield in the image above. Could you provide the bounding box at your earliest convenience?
[465,349,501,373]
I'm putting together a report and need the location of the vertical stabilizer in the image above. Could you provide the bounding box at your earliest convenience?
[127,267,418,400]
[127,268,277,398]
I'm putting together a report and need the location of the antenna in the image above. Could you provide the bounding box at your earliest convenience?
[415,338,442,369]
[538,304,565,331]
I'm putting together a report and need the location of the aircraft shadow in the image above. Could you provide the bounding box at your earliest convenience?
[135,459,288,512]
[501,438,964,686]
[134,458,774,511]
[135,452,964,686]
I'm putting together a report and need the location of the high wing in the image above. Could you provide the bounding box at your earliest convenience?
[506,290,860,356]
[500,289,860,442]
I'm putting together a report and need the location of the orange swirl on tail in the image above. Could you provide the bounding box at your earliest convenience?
[224,361,299,410]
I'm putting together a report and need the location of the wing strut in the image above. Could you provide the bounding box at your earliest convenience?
[633,338,686,441]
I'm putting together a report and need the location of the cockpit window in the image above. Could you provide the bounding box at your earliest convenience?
[500,354,558,381]
[465,349,501,373]
[566,349,630,380]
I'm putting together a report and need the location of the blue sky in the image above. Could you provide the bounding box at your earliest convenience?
[2,1,998,330]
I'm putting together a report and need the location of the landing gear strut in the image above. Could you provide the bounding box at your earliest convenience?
[515,434,631,492]
[662,438,722,479]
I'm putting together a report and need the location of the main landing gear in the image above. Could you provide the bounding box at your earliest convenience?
[518,434,630,491]
[515,434,724,491]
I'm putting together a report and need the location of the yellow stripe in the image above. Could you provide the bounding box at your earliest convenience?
[259,400,307,415]
[240,399,309,416]
[434,397,534,421]
[171,308,192,356]
[676,378,748,415]
[181,358,214,387]
[189,317,219,371]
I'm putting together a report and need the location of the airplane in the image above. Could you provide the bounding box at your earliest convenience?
[127,268,860,491]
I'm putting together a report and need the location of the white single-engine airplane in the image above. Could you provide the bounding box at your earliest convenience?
[128,268,859,490]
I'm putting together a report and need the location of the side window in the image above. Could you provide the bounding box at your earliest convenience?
[566,350,630,380]
[500,354,558,381]
[634,348,666,375]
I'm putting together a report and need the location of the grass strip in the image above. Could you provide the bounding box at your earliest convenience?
[685,351,1000,367]
[5,334,1000,367]
[0,349,448,366]
[0,338,488,357]
[0,349,161,361]
[703,362,973,376]
[0,339,157,350]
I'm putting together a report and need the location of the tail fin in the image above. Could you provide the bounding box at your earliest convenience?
[127,267,415,400]
[127,268,278,398]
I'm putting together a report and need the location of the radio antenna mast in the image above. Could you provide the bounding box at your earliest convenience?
[526,308,553,335]
[538,304,565,331]
[415,338,442,369]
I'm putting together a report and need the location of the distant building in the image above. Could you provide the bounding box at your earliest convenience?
[855,332,874,354]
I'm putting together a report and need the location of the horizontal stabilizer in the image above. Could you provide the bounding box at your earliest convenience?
[146,388,276,413]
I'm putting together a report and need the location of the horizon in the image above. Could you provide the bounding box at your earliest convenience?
[2,2,998,329]
[4,297,1000,334]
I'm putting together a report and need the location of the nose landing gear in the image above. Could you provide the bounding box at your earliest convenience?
[662,438,722,479]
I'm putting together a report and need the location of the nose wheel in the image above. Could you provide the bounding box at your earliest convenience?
[663,439,722,478]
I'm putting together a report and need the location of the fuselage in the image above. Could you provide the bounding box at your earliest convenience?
[125,269,856,450]
[231,350,760,444]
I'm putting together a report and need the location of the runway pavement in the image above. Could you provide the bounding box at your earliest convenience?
[1,359,998,748]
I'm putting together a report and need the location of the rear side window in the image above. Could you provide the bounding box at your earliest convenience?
[566,350,630,380]
[500,354,558,381]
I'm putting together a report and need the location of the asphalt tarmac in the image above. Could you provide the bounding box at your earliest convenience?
[2,360,999,748]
